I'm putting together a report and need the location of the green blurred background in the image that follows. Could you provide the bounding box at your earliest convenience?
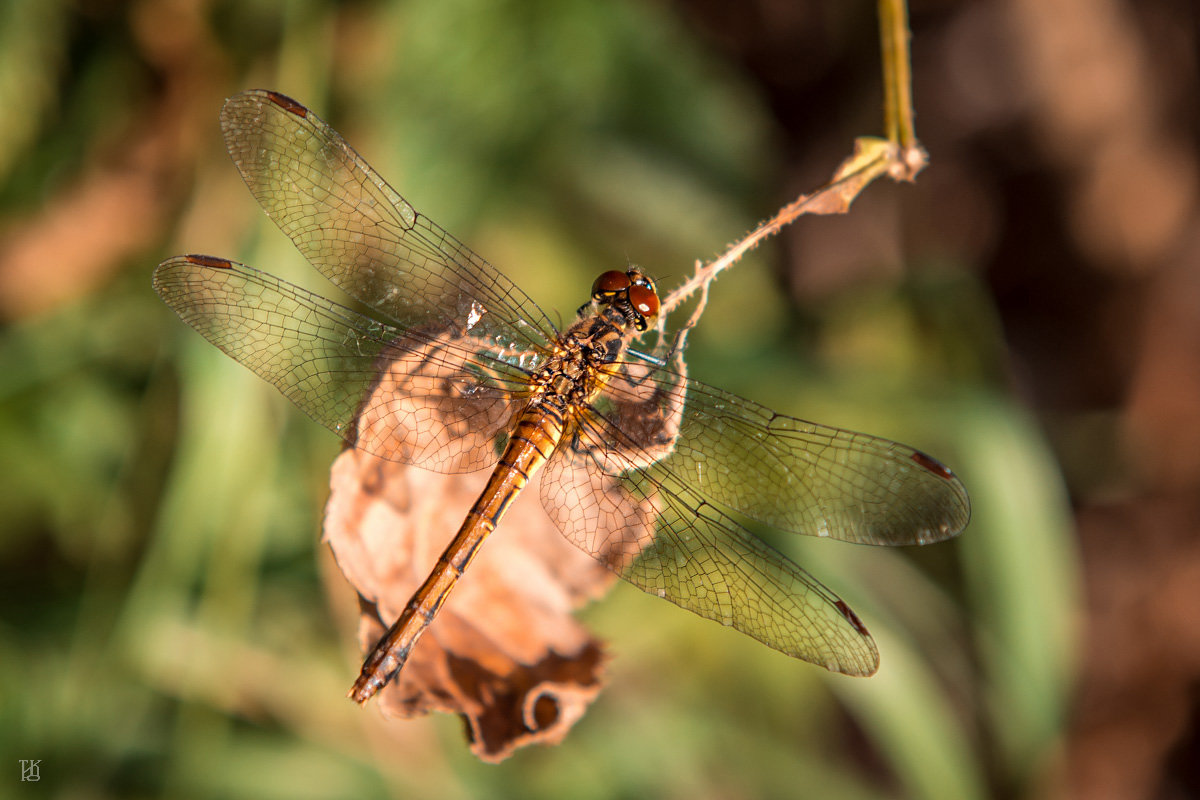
[3,0,1197,797]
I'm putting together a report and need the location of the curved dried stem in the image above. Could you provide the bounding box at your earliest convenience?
[659,0,926,330]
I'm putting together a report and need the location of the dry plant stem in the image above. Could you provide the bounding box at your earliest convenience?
[660,262,711,354]
[660,145,900,319]
[879,0,917,154]
[659,0,924,325]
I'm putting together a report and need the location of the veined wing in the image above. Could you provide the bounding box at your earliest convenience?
[539,408,879,675]
[153,255,528,473]
[219,89,557,367]
[589,361,970,546]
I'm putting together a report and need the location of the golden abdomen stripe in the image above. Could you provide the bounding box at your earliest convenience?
[348,405,567,703]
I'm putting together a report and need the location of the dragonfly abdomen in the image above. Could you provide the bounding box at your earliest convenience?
[440,407,567,574]
[349,402,567,703]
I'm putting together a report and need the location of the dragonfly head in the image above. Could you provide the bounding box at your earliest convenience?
[590,269,660,332]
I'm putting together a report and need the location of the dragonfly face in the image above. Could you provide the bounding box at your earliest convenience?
[589,269,660,332]
[154,90,970,705]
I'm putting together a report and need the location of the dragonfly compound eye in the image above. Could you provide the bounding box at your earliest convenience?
[627,283,659,329]
[592,270,631,300]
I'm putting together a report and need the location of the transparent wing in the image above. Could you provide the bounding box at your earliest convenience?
[589,359,970,546]
[153,255,528,473]
[540,409,879,675]
[219,89,557,365]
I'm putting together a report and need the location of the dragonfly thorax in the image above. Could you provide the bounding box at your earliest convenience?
[526,270,660,412]
[528,314,628,414]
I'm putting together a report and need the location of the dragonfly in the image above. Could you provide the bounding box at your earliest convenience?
[154,90,970,704]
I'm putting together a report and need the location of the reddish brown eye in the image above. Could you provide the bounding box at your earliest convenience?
[592,270,630,299]
[628,283,659,320]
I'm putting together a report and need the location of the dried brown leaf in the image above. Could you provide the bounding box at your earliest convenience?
[324,336,616,763]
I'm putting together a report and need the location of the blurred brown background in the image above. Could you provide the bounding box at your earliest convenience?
[1,0,1197,798]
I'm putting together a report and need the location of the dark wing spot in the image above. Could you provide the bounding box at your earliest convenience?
[264,90,308,117]
[835,600,870,637]
[183,254,234,270]
[910,450,955,480]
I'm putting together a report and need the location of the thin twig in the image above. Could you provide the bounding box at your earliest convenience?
[879,0,926,180]
[658,0,925,329]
